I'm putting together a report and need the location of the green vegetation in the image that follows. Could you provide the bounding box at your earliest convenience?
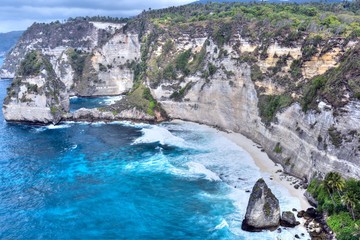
[212,22,232,47]
[258,94,293,124]
[328,126,343,148]
[143,2,360,43]
[163,64,176,80]
[290,59,303,79]
[264,202,271,217]
[18,51,42,76]
[189,43,207,73]
[273,142,283,154]
[170,82,193,101]
[208,63,217,76]
[301,43,360,111]
[302,35,322,61]
[66,48,88,77]
[126,84,163,117]
[307,173,360,240]
[250,64,264,82]
[328,212,360,240]
[301,75,327,112]
[175,49,191,75]
[26,83,38,93]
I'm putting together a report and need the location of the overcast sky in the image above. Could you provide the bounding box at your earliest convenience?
[0,0,194,33]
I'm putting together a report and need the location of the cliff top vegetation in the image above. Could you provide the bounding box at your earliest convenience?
[136,1,360,42]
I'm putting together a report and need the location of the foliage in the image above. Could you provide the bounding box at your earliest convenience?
[307,173,360,238]
[301,75,327,112]
[170,82,193,101]
[327,212,360,240]
[302,44,360,111]
[273,142,282,153]
[18,51,42,76]
[290,59,303,79]
[189,43,207,73]
[250,64,264,82]
[212,22,232,47]
[67,48,88,77]
[162,39,174,55]
[175,49,191,75]
[258,94,293,125]
[127,84,161,117]
[142,2,360,42]
[163,64,177,80]
[208,62,217,76]
[328,127,343,148]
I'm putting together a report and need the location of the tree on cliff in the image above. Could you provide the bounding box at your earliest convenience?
[323,172,345,206]
[342,192,356,220]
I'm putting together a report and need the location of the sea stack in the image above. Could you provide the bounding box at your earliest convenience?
[242,178,280,231]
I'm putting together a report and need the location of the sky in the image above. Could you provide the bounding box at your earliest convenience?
[0,0,194,33]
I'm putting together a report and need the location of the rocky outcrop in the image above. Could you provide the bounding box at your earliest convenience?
[2,51,69,124]
[281,211,300,227]
[304,191,318,207]
[0,19,138,97]
[242,178,280,231]
[297,208,334,239]
[65,107,156,122]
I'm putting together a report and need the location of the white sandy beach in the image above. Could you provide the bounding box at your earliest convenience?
[221,130,311,210]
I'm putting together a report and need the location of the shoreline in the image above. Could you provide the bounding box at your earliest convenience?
[220,130,311,210]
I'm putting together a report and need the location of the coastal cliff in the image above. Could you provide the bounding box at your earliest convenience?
[3,51,69,124]
[1,3,360,181]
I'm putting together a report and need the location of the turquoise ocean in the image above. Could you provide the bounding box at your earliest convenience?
[0,78,309,239]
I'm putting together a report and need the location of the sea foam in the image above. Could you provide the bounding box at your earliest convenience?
[132,125,187,147]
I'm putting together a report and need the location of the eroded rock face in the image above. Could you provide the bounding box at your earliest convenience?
[64,107,156,122]
[242,178,280,231]
[2,51,69,124]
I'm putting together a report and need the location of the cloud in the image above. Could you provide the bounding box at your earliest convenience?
[0,0,194,32]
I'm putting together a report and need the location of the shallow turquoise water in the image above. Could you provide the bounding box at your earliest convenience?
[0,79,309,239]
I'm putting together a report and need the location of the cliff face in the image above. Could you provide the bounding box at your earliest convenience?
[0,19,139,96]
[2,6,360,180]
[3,51,69,124]
[141,23,359,180]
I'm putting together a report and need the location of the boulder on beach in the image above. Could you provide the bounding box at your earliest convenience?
[304,191,318,207]
[242,178,280,231]
[281,211,300,227]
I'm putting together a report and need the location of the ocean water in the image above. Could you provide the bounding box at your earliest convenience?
[70,95,123,112]
[0,79,309,239]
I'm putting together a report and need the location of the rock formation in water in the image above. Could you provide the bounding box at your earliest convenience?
[242,178,280,231]
[281,211,300,227]
[2,51,69,124]
[1,4,360,180]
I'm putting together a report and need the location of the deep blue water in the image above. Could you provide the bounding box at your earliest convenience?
[0,79,309,239]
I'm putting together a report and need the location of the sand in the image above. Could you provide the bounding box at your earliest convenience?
[221,130,311,210]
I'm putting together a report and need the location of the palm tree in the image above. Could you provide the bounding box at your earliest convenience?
[341,192,356,220]
[324,172,346,207]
